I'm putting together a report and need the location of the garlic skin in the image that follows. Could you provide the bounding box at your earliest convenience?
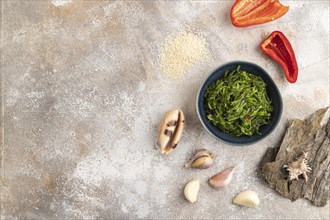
[233,190,260,208]
[185,149,214,169]
[184,179,200,203]
[158,109,185,155]
[209,166,235,189]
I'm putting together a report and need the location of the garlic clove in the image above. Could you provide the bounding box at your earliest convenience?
[209,166,235,189]
[158,110,185,155]
[185,149,214,169]
[233,190,260,208]
[190,156,212,168]
[184,179,200,203]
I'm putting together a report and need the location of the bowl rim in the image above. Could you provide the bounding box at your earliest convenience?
[196,60,283,146]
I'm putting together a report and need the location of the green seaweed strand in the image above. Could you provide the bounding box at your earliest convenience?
[204,66,273,137]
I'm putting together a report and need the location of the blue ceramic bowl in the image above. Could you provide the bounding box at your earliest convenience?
[196,61,283,145]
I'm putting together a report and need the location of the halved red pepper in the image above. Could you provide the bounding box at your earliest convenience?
[260,31,298,83]
[230,0,289,27]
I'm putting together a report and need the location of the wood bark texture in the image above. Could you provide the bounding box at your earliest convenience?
[261,107,330,207]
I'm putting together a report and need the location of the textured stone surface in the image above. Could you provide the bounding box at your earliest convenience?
[0,1,329,219]
[261,107,330,207]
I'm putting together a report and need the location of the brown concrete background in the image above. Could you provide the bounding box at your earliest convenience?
[1,1,329,219]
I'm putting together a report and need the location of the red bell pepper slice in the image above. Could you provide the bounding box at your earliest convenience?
[260,31,298,83]
[230,0,289,27]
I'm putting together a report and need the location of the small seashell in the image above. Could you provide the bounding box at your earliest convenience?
[185,149,214,169]
[184,179,200,203]
[233,190,260,208]
[283,152,312,182]
[209,166,235,189]
[158,109,185,155]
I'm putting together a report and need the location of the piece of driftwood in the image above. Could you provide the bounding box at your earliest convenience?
[261,107,330,207]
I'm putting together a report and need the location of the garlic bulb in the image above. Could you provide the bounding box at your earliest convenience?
[209,166,235,189]
[185,149,214,169]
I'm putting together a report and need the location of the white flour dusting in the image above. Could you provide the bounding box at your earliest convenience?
[5,88,19,107]
[138,82,146,92]
[134,180,148,196]
[73,153,119,187]
[102,1,146,28]
[52,0,72,7]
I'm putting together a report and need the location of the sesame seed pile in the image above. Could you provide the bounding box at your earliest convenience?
[158,30,210,80]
